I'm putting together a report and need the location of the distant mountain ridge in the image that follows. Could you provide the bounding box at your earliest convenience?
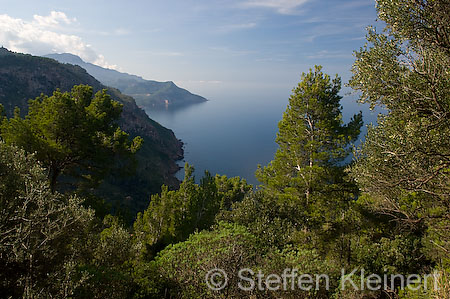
[0,47,182,215]
[44,53,207,109]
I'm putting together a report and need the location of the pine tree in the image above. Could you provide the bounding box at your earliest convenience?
[0,85,143,192]
[256,65,363,234]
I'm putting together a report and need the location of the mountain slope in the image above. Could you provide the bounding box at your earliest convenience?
[0,48,183,215]
[44,53,207,109]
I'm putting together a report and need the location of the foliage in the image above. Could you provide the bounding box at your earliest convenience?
[218,191,298,249]
[349,0,450,267]
[73,215,137,298]
[255,66,363,262]
[351,232,426,275]
[259,247,340,299]
[0,103,4,119]
[398,269,450,299]
[0,49,184,216]
[0,84,143,192]
[155,222,260,298]
[0,143,141,298]
[133,164,251,258]
[256,66,362,202]
[0,143,95,298]
[152,220,340,299]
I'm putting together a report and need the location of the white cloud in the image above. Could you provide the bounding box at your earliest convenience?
[33,11,76,28]
[240,0,309,14]
[0,12,117,69]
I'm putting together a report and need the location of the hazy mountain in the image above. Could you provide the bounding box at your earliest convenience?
[0,47,183,215]
[44,53,207,109]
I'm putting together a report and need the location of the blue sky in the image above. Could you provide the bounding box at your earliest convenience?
[0,0,379,98]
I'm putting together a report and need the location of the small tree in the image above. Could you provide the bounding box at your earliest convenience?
[0,85,142,192]
[256,66,362,241]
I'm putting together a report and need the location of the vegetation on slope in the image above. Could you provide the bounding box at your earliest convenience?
[0,49,183,216]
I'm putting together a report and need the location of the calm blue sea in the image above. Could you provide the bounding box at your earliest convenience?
[144,92,378,186]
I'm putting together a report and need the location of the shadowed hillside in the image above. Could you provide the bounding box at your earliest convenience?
[0,47,183,216]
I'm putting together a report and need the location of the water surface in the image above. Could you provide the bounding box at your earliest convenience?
[144,92,379,186]
[145,94,288,185]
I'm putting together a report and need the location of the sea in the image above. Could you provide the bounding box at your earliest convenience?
[144,89,379,186]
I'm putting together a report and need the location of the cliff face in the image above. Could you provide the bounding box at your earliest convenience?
[0,48,182,214]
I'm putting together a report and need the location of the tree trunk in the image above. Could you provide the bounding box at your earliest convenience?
[49,166,60,193]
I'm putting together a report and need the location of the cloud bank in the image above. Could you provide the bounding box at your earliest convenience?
[0,11,116,69]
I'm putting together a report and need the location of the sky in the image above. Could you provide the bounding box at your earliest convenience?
[0,0,380,99]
